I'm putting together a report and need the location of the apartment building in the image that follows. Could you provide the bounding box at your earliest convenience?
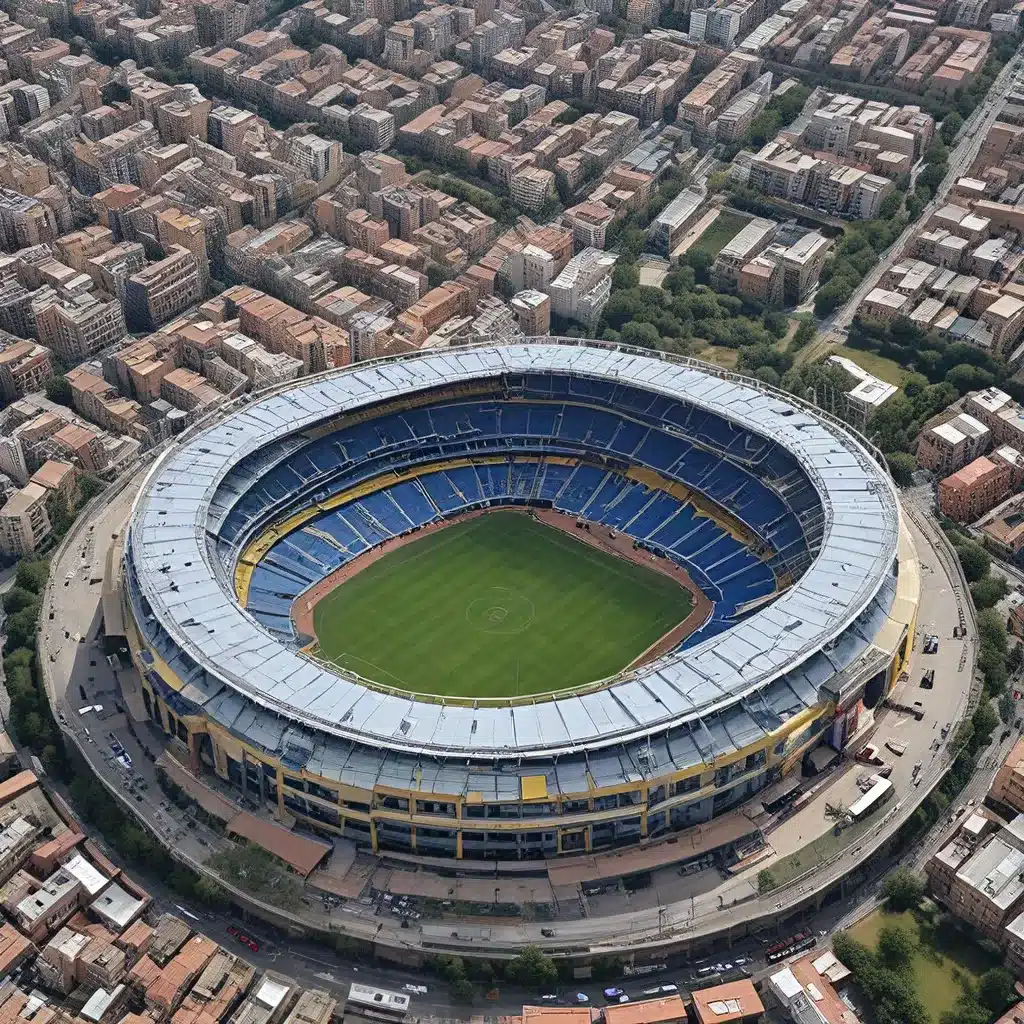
[30,460,77,507]
[916,411,990,474]
[649,189,704,255]
[992,739,1024,816]
[0,340,52,402]
[966,388,1024,450]
[510,289,550,335]
[125,247,203,330]
[547,246,617,327]
[939,454,1012,522]
[564,202,616,251]
[0,482,51,556]
[926,812,1024,941]
[42,295,127,364]
[510,166,555,212]
[747,141,893,219]
[710,217,776,293]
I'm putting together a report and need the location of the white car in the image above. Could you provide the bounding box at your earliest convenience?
[402,985,428,995]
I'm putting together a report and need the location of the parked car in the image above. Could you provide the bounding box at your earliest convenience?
[540,995,559,1003]
[226,926,239,938]
[603,989,624,1000]
[574,994,589,1004]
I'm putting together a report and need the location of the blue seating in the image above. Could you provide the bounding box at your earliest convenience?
[223,377,828,639]
[218,391,816,575]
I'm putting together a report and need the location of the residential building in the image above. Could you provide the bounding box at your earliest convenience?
[993,739,1024,816]
[547,246,617,327]
[510,289,550,335]
[0,481,50,556]
[926,812,1024,940]
[939,454,1012,522]
[770,950,858,1024]
[0,341,52,402]
[691,981,764,1024]
[125,247,203,330]
[916,412,990,474]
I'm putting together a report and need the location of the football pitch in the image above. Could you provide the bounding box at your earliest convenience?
[311,511,694,698]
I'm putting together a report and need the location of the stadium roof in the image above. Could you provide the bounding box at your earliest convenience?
[130,341,899,758]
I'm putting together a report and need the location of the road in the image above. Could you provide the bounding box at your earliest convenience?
[817,49,1024,349]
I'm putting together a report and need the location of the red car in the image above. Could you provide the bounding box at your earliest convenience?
[239,935,259,952]
[226,926,239,938]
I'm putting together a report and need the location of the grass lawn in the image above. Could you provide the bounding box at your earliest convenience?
[699,345,740,369]
[690,211,751,257]
[312,511,693,698]
[768,816,878,887]
[836,346,907,386]
[848,907,997,1023]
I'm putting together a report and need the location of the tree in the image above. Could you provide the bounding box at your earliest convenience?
[956,541,991,583]
[2,588,38,615]
[450,978,476,1003]
[613,262,640,290]
[1000,692,1016,723]
[814,278,854,317]
[946,363,995,394]
[15,558,49,594]
[876,924,915,969]
[879,193,903,220]
[620,321,662,349]
[78,475,105,503]
[45,375,72,407]
[940,111,964,145]
[977,967,1015,1014]
[436,955,467,983]
[971,575,1009,610]
[791,319,816,350]
[971,700,1000,748]
[506,946,557,989]
[757,869,776,894]
[885,452,916,487]
[941,996,989,1024]
[880,868,925,911]
[1010,642,1024,675]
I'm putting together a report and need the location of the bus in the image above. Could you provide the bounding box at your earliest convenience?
[848,776,894,822]
[346,984,411,1021]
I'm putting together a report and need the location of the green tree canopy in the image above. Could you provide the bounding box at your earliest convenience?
[879,868,925,911]
[45,375,72,407]
[885,452,916,487]
[971,575,1008,610]
[956,541,991,583]
[15,559,49,595]
[876,924,915,969]
[977,967,1015,1014]
[505,946,558,989]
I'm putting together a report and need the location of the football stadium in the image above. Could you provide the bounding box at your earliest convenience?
[121,341,919,865]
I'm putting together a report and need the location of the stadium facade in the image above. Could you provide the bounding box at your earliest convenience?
[118,341,919,865]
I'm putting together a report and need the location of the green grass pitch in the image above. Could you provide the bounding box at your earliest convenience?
[311,510,694,698]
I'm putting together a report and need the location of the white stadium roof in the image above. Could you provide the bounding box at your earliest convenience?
[129,341,900,758]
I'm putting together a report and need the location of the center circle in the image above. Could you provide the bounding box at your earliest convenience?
[466,587,536,635]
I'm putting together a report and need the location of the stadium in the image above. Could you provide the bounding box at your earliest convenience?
[120,340,919,866]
